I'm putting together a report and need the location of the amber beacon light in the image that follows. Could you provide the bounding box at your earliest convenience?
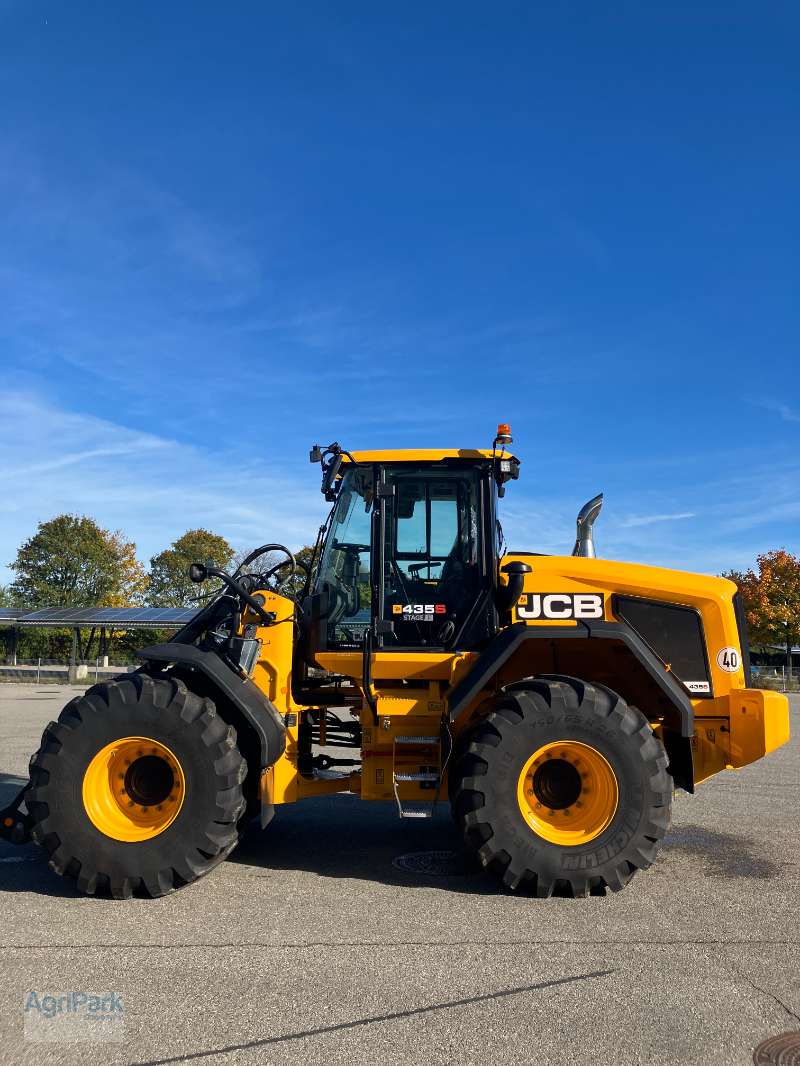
[495,423,513,444]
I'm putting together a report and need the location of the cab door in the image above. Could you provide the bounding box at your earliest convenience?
[378,464,495,650]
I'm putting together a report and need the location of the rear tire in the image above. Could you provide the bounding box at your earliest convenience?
[449,675,672,897]
[28,674,247,899]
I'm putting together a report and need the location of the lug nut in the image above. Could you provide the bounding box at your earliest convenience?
[169,796,175,802]
[563,809,570,815]
[136,750,142,757]
[546,753,552,759]
[527,789,533,796]
[127,801,134,807]
[156,805,162,811]
[151,748,157,754]
[581,773,587,779]
[124,760,130,766]
[120,789,126,795]
[141,807,148,812]
[548,809,554,815]
[535,803,541,809]
[582,788,588,794]
[576,801,582,807]
[118,774,124,780]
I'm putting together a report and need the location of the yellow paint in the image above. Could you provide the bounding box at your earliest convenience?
[315,650,461,680]
[517,741,618,845]
[728,689,790,768]
[296,772,355,798]
[342,448,517,464]
[248,590,296,713]
[272,728,298,803]
[686,719,731,785]
[82,737,185,842]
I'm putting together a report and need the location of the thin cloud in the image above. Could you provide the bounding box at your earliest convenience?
[620,513,696,529]
[0,389,326,574]
[746,398,800,424]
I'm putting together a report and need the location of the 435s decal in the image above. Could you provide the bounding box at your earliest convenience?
[393,603,447,623]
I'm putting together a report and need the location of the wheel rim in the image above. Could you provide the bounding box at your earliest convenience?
[82,737,185,842]
[517,741,618,845]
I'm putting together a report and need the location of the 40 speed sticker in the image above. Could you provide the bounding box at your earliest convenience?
[516,593,604,620]
[716,646,741,673]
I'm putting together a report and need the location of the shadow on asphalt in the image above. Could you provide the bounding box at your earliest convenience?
[229,792,508,896]
[0,771,28,806]
[0,791,510,901]
[1,790,784,902]
[660,824,781,880]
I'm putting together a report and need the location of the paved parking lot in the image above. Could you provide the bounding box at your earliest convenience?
[1,682,798,1066]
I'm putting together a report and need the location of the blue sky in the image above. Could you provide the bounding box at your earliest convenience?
[0,0,798,578]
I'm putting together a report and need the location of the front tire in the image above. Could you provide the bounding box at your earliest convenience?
[449,676,673,897]
[28,674,247,899]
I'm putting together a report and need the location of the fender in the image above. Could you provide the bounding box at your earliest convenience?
[136,643,286,767]
[446,620,695,738]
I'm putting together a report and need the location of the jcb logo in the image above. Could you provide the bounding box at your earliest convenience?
[516,593,604,621]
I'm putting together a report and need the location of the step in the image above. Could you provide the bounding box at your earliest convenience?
[394,772,440,781]
[399,807,434,819]
[394,736,440,744]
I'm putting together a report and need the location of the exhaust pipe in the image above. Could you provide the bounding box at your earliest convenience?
[572,493,603,559]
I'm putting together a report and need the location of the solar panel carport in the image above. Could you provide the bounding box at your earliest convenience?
[13,607,199,628]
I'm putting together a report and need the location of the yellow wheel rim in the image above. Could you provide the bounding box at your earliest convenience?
[82,737,185,842]
[517,741,618,845]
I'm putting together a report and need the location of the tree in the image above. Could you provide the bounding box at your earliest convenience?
[724,549,800,682]
[105,531,149,606]
[9,515,124,607]
[148,529,235,607]
[0,585,20,607]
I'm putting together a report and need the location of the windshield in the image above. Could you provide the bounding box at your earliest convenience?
[316,466,374,646]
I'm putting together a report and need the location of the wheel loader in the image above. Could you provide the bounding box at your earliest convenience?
[1,427,790,899]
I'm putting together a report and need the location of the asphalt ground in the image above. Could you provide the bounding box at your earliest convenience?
[1,682,798,1066]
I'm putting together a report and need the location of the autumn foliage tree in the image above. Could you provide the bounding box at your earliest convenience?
[724,549,800,679]
[6,515,149,662]
[9,515,146,607]
[148,529,234,607]
[106,531,149,606]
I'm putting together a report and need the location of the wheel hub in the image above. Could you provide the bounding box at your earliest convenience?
[82,737,185,842]
[517,741,618,845]
[531,758,583,810]
[124,756,175,807]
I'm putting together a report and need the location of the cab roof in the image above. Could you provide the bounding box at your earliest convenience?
[342,448,518,464]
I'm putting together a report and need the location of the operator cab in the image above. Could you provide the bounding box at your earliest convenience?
[305,436,519,657]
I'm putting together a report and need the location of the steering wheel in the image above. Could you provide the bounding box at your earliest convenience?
[235,543,296,589]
